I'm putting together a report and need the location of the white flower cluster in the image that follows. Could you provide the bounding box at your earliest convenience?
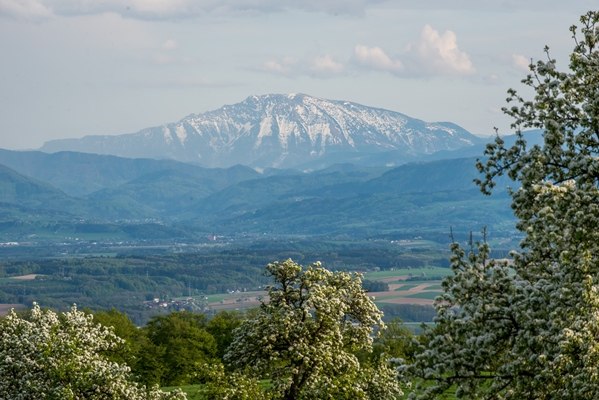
[0,304,186,400]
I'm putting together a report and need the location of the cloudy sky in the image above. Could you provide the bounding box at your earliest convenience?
[0,1,596,149]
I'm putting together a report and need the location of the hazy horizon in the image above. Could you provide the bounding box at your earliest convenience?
[1,0,595,150]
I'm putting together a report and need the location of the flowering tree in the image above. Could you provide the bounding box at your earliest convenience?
[407,11,599,399]
[0,304,186,400]
[225,259,402,400]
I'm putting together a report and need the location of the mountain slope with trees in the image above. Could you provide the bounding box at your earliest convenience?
[0,154,515,241]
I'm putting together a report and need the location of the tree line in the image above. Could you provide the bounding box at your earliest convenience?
[0,260,413,399]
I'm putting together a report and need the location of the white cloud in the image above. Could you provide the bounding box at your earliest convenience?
[408,24,475,76]
[128,76,238,89]
[482,73,501,84]
[152,53,175,65]
[352,25,474,78]
[125,0,192,15]
[1,0,382,20]
[512,53,531,72]
[260,54,345,78]
[262,57,297,75]
[261,24,473,80]
[153,39,187,65]
[2,0,593,21]
[0,0,52,20]
[310,55,344,76]
[290,0,380,16]
[353,45,403,73]
[0,0,210,20]
[162,39,178,51]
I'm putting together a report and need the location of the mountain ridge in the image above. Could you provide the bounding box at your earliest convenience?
[0,149,259,197]
[40,94,483,169]
[0,149,516,242]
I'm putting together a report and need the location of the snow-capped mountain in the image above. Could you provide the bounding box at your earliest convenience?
[40,94,482,169]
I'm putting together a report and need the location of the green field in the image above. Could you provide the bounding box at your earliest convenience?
[364,267,453,280]
[163,385,203,400]
[394,281,443,291]
[403,291,441,300]
[204,290,264,303]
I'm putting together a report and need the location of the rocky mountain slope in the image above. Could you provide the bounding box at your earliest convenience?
[40,94,482,169]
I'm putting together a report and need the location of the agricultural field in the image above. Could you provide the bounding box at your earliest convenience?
[0,303,25,315]
[0,275,40,315]
[365,267,450,306]
[205,290,265,311]
[0,242,455,323]
[195,266,451,312]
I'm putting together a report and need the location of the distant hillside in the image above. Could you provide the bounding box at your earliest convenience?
[0,163,82,213]
[0,150,516,242]
[0,149,259,197]
[421,129,544,162]
[179,157,515,237]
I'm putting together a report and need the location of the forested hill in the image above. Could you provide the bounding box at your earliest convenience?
[0,148,515,242]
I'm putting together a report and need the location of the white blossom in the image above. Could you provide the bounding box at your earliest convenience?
[0,304,186,400]
[407,10,599,400]
[225,259,402,400]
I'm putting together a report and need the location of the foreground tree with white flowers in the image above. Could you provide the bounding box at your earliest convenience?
[224,259,402,400]
[407,10,599,400]
[0,304,186,400]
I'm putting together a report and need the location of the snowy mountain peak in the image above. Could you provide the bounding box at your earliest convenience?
[40,94,482,169]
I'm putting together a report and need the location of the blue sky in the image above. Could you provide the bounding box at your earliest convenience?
[0,0,596,149]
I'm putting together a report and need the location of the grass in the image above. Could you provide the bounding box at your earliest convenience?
[204,293,229,303]
[204,290,265,304]
[394,282,443,291]
[402,291,442,300]
[164,380,271,400]
[393,281,441,291]
[401,383,457,399]
[0,275,41,283]
[164,380,458,400]
[168,267,452,314]
[163,385,203,400]
[364,267,453,280]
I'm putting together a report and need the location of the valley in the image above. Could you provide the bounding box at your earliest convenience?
[0,96,526,326]
[0,229,514,325]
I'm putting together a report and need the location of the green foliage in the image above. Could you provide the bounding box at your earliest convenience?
[206,311,244,360]
[0,304,185,400]
[144,312,218,386]
[377,304,437,323]
[372,319,417,363]
[197,363,271,400]
[362,279,390,292]
[91,308,144,366]
[409,10,599,399]
[91,308,169,387]
[225,259,403,400]
[91,309,243,388]
[0,253,274,324]
[0,240,457,325]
